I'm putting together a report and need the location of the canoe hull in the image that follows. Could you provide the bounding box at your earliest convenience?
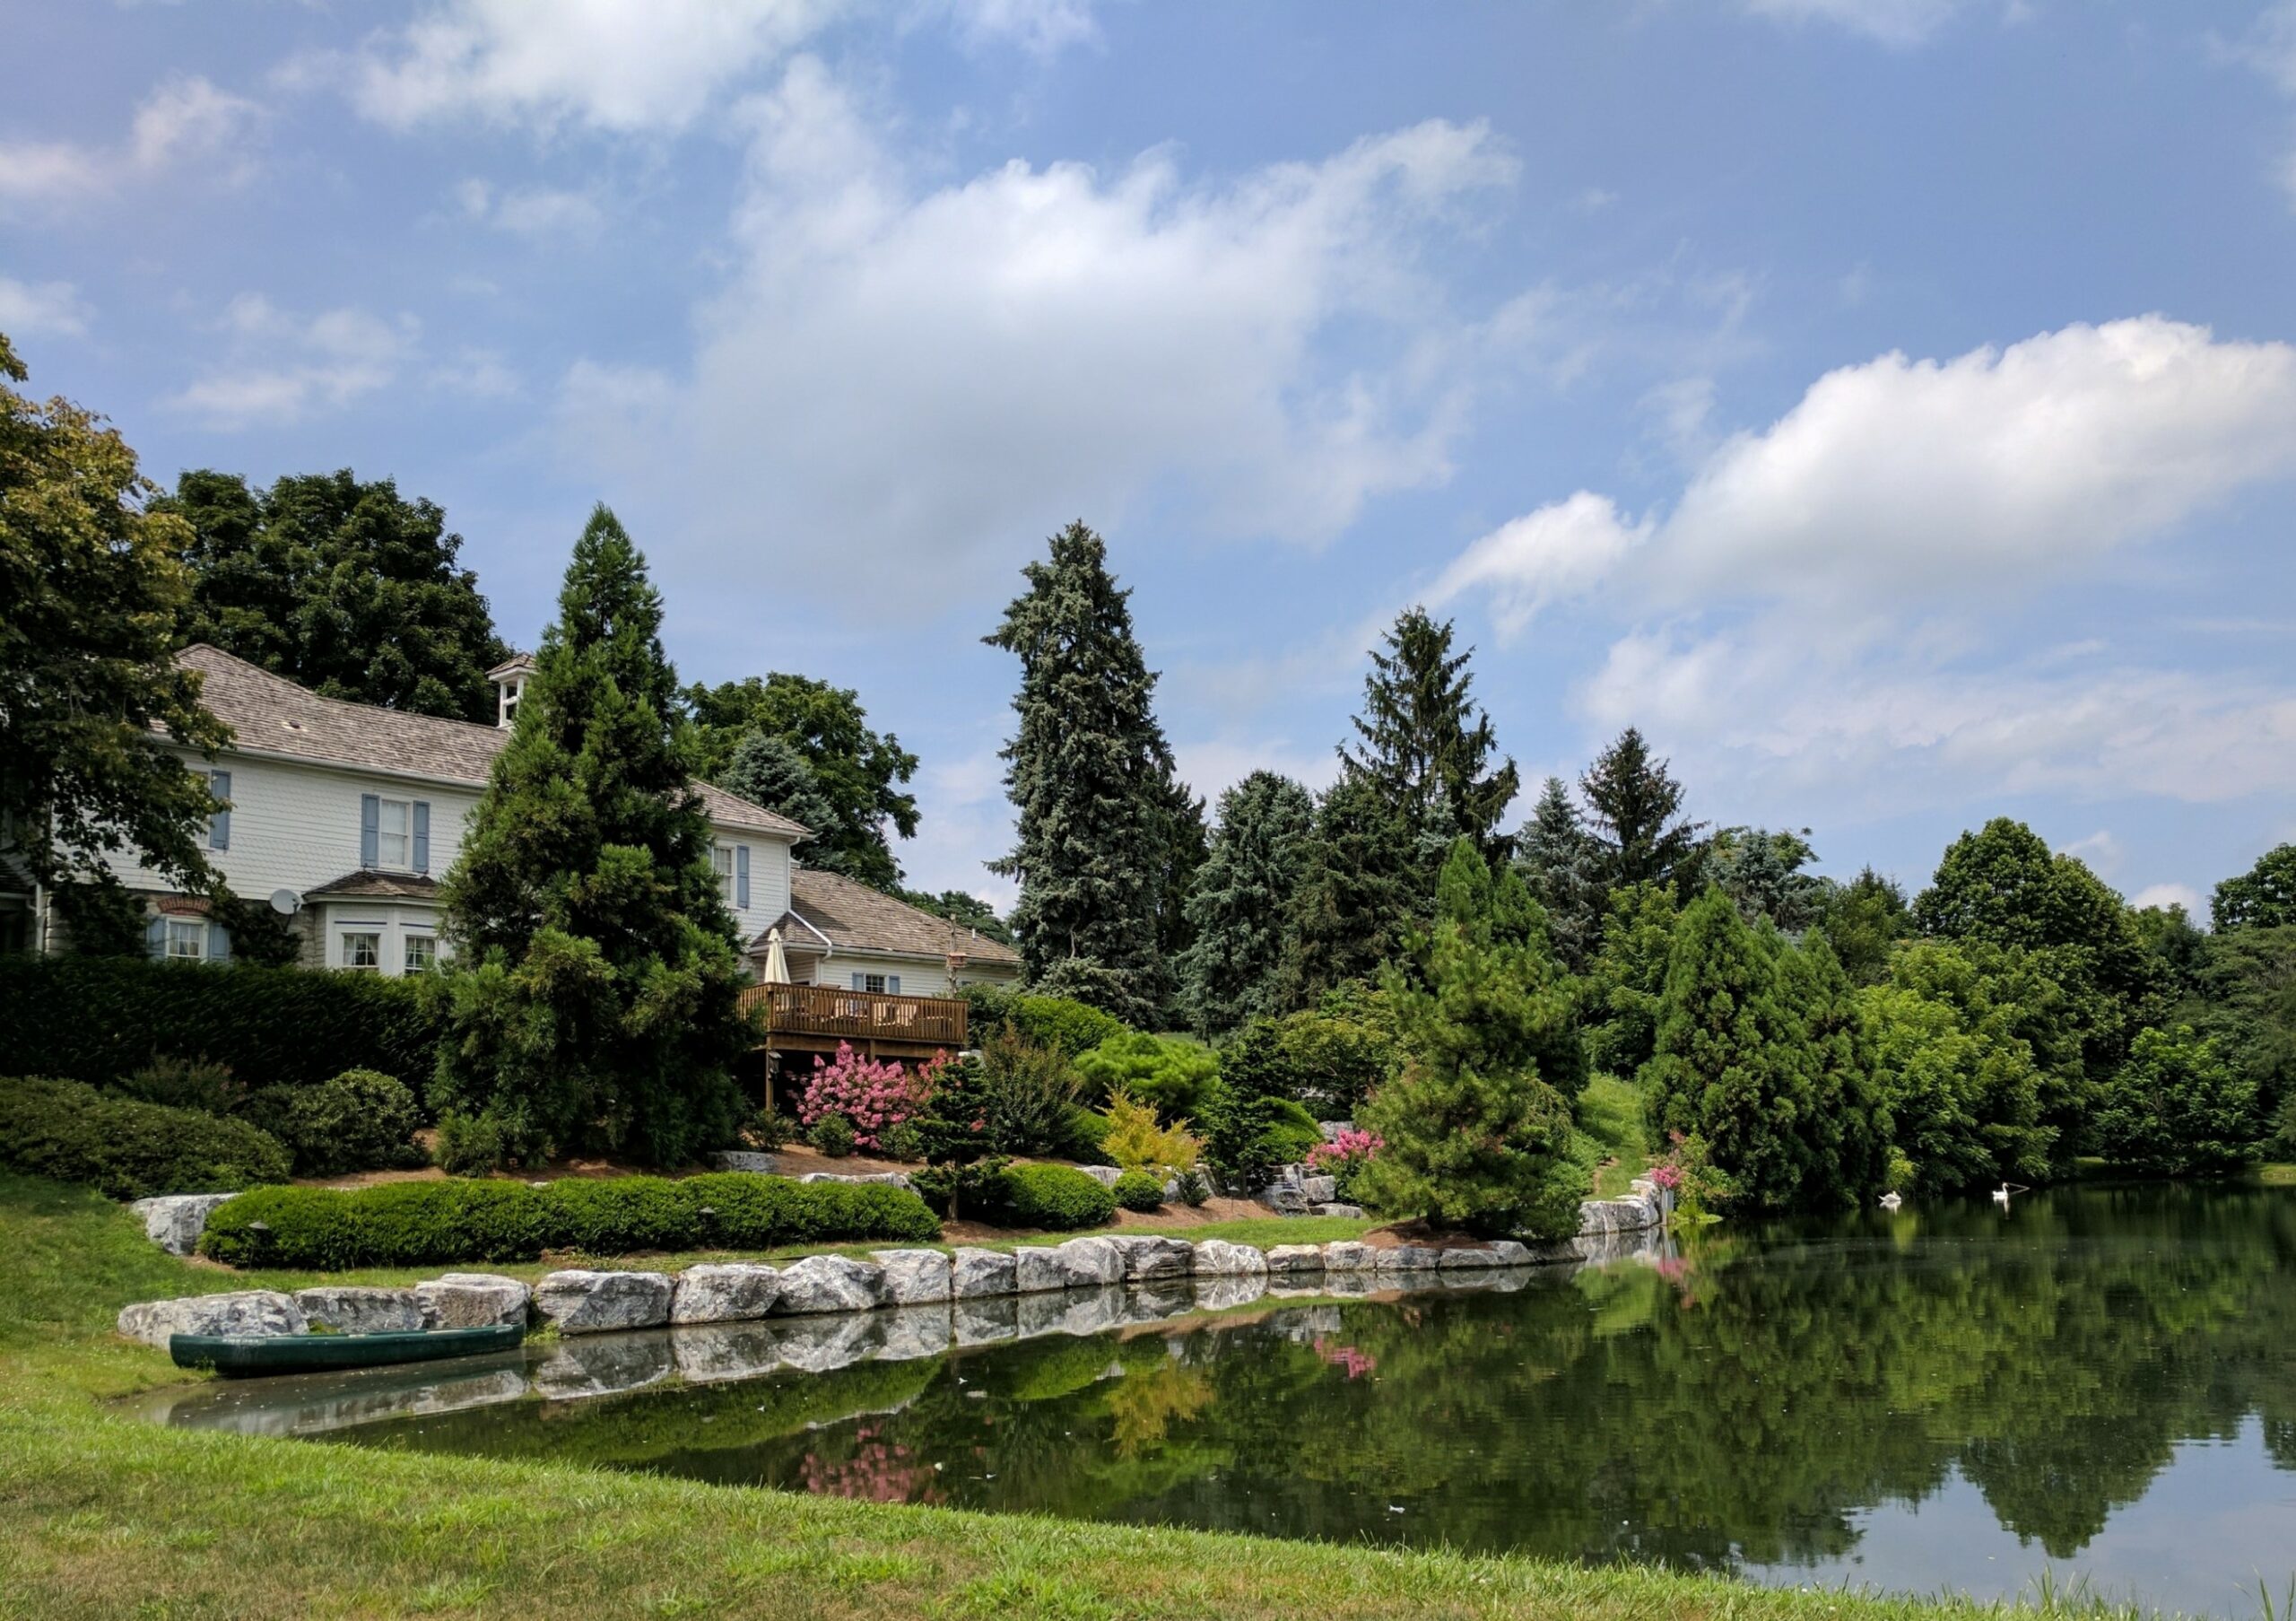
[170,1323,525,1377]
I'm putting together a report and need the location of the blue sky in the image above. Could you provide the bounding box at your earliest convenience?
[6,1,2294,915]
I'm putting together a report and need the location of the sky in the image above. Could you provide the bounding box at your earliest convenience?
[5,0,2294,918]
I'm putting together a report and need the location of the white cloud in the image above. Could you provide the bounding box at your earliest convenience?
[0,275,91,337]
[1742,0,1970,48]
[1431,492,1652,635]
[0,75,260,205]
[429,348,521,398]
[561,60,1517,606]
[1443,318,2296,627]
[2130,882,2204,916]
[453,178,604,236]
[343,0,844,133]
[925,0,1100,55]
[2058,828,2122,873]
[2235,3,2296,206]
[168,296,417,428]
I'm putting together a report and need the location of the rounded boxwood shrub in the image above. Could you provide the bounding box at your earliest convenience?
[996,1163,1117,1231]
[245,1069,427,1177]
[0,1075,291,1201]
[1111,1170,1165,1212]
[199,1172,940,1269]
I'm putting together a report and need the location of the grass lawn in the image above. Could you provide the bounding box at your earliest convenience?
[1575,1073,1652,1200]
[0,1171,2153,1620]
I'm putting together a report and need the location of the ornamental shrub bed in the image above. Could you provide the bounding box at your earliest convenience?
[992,1163,1118,1232]
[1112,1170,1166,1212]
[198,1172,941,1269]
[243,1069,428,1177]
[0,956,439,1096]
[957,985,1126,1059]
[0,1076,291,1201]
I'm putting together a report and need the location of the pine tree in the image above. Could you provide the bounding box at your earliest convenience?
[1512,776,1602,972]
[1340,607,1519,868]
[1277,775,1417,1007]
[718,731,842,870]
[1357,839,1589,1238]
[1579,726,1704,893]
[433,506,751,1168]
[1147,767,1210,1007]
[985,521,1187,1029]
[1177,771,1316,1036]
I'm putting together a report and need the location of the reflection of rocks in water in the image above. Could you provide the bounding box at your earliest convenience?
[1125,1279,1195,1322]
[877,1305,954,1362]
[1191,1273,1268,1312]
[671,1322,787,1384]
[147,1362,530,1437]
[535,1330,675,1399]
[774,1312,884,1373]
[1016,1286,1123,1340]
[952,1294,1019,1346]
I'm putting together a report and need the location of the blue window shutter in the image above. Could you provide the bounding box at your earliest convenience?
[144,915,167,960]
[412,801,430,873]
[360,794,380,867]
[208,770,231,851]
[851,972,865,991]
[886,974,900,995]
[206,920,231,963]
[735,845,750,911]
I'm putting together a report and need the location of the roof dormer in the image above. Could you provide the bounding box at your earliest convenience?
[487,652,535,729]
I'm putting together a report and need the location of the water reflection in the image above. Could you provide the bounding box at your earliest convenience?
[143,1185,2296,1617]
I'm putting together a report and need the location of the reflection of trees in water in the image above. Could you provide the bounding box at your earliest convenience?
[343,1185,2296,1573]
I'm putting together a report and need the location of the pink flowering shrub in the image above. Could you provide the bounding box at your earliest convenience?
[1648,1163,1683,1190]
[1306,1127,1383,1198]
[797,1042,935,1152]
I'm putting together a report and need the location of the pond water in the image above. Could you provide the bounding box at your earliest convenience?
[152,1184,2296,1616]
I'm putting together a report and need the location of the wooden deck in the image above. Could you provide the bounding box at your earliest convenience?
[739,981,967,1061]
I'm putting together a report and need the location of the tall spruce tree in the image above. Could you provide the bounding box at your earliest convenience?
[1177,771,1317,1036]
[1357,839,1590,1238]
[1580,726,1704,893]
[1340,607,1519,868]
[433,506,751,1168]
[717,731,840,852]
[1512,775,1603,972]
[986,520,1188,1028]
[1277,774,1417,1007]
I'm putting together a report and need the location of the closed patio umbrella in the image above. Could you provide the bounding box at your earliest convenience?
[761,927,790,985]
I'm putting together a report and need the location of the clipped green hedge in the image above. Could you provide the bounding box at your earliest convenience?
[0,955,440,1096]
[1111,1170,1166,1212]
[958,985,1126,1058]
[994,1163,1117,1231]
[0,1076,291,1201]
[199,1172,941,1269]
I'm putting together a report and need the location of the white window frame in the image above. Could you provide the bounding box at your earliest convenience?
[164,918,206,962]
[713,845,735,907]
[403,933,437,972]
[343,931,382,972]
[375,797,413,871]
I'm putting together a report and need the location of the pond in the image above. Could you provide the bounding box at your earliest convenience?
[150,1183,2296,1617]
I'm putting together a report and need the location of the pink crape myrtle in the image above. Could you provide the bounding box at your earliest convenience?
[796,1042,943,1151]
[1306,1128,1383,1173]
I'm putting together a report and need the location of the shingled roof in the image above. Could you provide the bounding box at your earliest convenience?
[175,645,808,839]
[766,868,1021,967]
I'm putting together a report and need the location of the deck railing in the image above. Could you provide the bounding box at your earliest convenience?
[738,981,968,1050]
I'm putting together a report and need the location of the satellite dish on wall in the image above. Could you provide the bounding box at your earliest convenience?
[268,889,301,917]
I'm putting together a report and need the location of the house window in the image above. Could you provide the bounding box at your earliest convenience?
[164,919,206,962]
[852,972,890,994]
[404,934,437,972]
[376,798,412,869]
[713,846,735,906]
[343,932,381,971]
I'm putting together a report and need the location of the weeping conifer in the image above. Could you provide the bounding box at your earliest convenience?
[433,506,751,1168]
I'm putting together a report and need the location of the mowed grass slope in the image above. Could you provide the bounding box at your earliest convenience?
[0,1172,2152,1620]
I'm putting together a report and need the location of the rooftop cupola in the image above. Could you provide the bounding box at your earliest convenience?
[487,652,535,729]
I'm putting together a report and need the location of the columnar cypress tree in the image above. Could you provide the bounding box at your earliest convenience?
[1357,839,1589,1238]
[433,506,750,1168]
[1580,726,1704,893]
[986,521,1187,1029]
[1277,775,1416,1007]
[1340,607,1519,867]
[1177,771,1316,1036]
[1512,775,1603,972]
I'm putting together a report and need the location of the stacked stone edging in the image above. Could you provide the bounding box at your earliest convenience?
[118,1179,1670,1345]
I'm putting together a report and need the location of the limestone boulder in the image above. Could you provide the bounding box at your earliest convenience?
[950,1247,1016,1299]
[771,1254,886,1316]
[117,1290,305,1350]
[1300,1173,1338,1204]
[1435,1240,1532,1270]
[534,1270,674,1335]
[706,1150,780,1173]
[294,1285,425,1335]
[1073,1165,1124,1188]
[129,1193,238,1257]
[1375,1243,1445,1272]
[797,1171,912,1190]
[872,1249,952,1306]
[1107,1233,1194,1281]
[1265,1243,1326,1276]
[1319,1241,1379,1272]
[416,1273,531,1330]
[1191,1238,1269,1277]
[670,1263,781,1326]
[1311,1203,1366,1219]
[1050,1235,1125,1286]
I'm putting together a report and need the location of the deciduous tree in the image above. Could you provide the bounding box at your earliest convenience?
[2213,843,2296,932]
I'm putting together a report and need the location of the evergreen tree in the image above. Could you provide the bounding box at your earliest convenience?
[1817,866,1912,986]
[1579,726,1704,893]
[985,521,1187,1028]
[1777,933,1891,1204]
[1582,881,1679,1078]
[1277,774,1417,1007]
[1512,775,1603,972]
[1148,767,1210,1001]
[717,731,842,868]
[432,506,751,1168]
[1340,607,1519,867]
[2213,843,2296,932]
[1358,839,1589,1238]
[164,467,510,723]
[1177,771,1317,1036]
[1702,825,1825,933]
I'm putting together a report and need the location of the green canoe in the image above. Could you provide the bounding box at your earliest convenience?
[170,1322,525,1377]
